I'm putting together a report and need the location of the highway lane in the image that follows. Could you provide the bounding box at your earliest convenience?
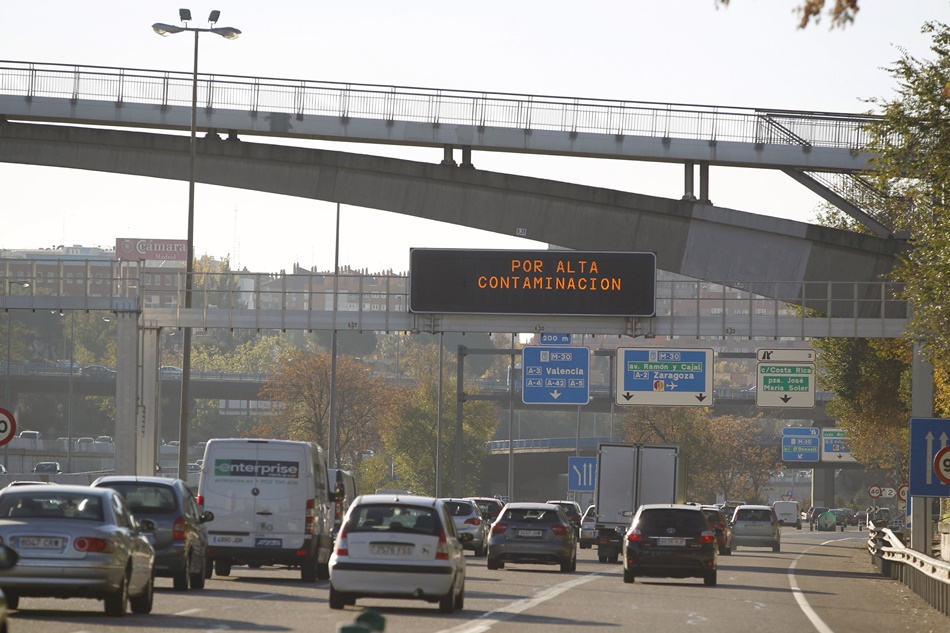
[4,526,947,633]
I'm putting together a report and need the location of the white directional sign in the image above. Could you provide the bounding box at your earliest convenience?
[756,362,816,408]
[821,428,856,462]
[616,348,713,406]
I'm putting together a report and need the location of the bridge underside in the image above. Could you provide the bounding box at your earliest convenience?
[0,121,906,316]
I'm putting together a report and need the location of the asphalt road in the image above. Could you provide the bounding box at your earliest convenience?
[5,526,948,633]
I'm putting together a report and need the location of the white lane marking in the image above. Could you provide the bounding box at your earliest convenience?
[175,608,205,616]
[437,573,599,633]
[787,537,853,633]
[686,612,708,625]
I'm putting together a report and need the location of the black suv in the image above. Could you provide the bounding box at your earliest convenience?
[622,503,718,586]
[92,475,214,590]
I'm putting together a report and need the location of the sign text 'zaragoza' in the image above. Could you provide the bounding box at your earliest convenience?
[409,249,656,316]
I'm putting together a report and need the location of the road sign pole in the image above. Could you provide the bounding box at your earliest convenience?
[911,342,935,553]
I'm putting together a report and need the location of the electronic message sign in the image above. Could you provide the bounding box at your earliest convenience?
[408,249,656,316]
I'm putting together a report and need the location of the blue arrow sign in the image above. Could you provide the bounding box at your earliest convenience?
[909,418,950,497]
[539,333,572,346]
[568,456,597,491]
[782,427,819,437]
[782,436,820,462]
[522,346,590,405]
[616,348,713,406]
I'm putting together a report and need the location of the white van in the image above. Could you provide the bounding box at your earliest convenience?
[197,438,339,581]
[772,500,802,529]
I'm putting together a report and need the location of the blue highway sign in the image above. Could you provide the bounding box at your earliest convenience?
[522,346,590,405]
[615,348,713,406]
[782,427,819,462]
[909,418,950,497]
[568,456,597,491]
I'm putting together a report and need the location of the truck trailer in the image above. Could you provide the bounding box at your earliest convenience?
[593,442,684,563]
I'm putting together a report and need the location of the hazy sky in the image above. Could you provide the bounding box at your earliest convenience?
[1,1,946,273]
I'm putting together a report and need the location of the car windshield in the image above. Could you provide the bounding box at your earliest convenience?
[346,504,441,536]
[443,501,475,517]
[702,510,723,524]
[638,509,706,530]
[471,500,500,516]
[736,509,773,522]
[0,491,104,521]
[103,483,177,514]
[501,508,560,523]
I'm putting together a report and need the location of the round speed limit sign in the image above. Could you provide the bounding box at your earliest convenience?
[0,407,16,447]
[867,484,882,499]
[933,445,950,485]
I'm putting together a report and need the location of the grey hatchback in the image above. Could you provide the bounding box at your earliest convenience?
[486,502,576,572]
[92,476,214,590]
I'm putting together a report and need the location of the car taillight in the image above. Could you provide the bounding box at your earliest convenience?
[335,523,348,556]
[626,529,644,543]
[464,517,481,526]
[436,529,449,560]
[551,524,568,536]
[305,498,315,535]
[491,522,508,534]
[74,537,114,553]
[334,501,343,521]
[172,516,187,541]
[196,494,204,507]
[698,532,716,545]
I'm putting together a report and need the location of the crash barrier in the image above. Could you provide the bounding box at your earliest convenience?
[868,523,950,616]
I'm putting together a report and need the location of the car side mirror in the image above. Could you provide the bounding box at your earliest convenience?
[200,510,214,523]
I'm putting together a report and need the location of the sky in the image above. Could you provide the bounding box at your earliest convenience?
[1,1,947,274]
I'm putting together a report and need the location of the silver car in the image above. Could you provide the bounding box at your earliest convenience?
[486,502,577,572]
[730,504,781,552]
[440,498,489,556]
[0,484,156,616]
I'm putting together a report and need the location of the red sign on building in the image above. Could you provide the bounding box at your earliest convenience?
[115,238,187,262]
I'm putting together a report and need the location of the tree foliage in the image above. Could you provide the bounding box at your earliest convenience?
[716,0,859,29]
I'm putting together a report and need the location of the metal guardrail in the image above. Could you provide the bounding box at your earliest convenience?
[868,523,950,616]
[0,60,880,150]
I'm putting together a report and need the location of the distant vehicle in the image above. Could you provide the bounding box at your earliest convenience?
[464,497,504,523]
[441,498,489,557]
[187,463,201,473]
[76,436,95,445]
[0,483,156,615]
[81,364,117,378]
[17,431,41,441]
[579,505,597,549]
[328,494,467,612]
[831,508,855,527]
[623,503,718,586]
[730,505,781,552]
[807,506,830,526]
[701,504,733,555]
[92,475,213,591]
[487,502,577,572]
[95,436,114,444]
[855,510,869,527]
[32,462,62,475]
[545,499,583,535]
[159,366,183,377]
[720,500,747,520]
[772,500,802,529]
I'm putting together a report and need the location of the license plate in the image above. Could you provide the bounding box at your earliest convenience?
[18,536,63,550]
[656,537,686,546]
[370,543,412,556]
[518,529,543,538]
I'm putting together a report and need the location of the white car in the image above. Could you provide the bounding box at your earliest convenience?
[329,494,466,613]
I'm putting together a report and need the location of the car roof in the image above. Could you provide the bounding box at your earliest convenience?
[734,504,772,510]
[639,503,703,511]
[503,502,560,510]
[1,483,113,495]
[353,494,439,506]
[464,496,503,503]
[92,475,184,486]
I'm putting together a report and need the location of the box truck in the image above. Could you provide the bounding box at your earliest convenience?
[593,443,684,563]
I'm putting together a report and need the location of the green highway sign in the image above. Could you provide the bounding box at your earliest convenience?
[756,362,815,408]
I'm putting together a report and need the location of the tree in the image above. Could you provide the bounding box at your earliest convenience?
[255,350,388,468]
[716,0,859,29]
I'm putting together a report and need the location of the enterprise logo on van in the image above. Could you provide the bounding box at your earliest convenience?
[213,459,300,479]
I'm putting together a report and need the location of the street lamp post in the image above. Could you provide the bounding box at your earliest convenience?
[153,9,240,480]
[4,280,30,470]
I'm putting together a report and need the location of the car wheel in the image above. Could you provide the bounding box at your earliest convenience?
[173,565,189,591]
[215,559,232,577]
[623,568,635,584]
[772,542,781,553]
[204,556,213,579]
[579,542,590,550]
[301,554,318,582]
[796,522,802,530]
[190,558,206,590]
[608,553,619,564]
[473,543,485,557]
[4,592,18,611]
[130,573,154,614]
[723,545,732,556]
[560,557,573,573]
[104,568,129,617]
[704,569,717,586]
[570,553,577,572]
[598,555,608,563]
[487,558,502,570]
[317,561,330,580]
[328,586,347,610]
[453,579,465,611]
[439,578,457,614]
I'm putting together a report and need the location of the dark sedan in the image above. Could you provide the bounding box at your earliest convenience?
[486,502,576,572]
[623,503,718,586]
